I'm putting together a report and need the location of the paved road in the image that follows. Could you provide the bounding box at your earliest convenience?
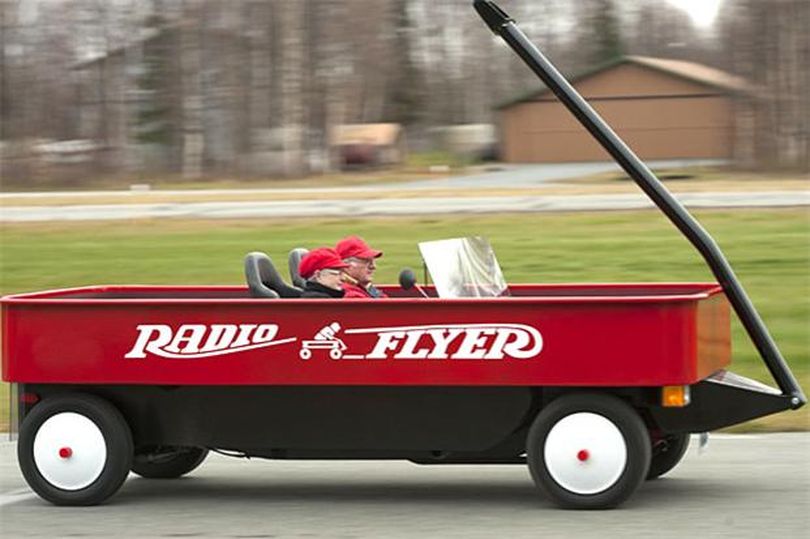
[390,159,729,190]
[0,160,729,202]
[4,159,802,222]
[3,191,808,222]
[1,434,808,538]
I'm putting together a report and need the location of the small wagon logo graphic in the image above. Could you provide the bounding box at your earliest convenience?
[299,322,347,360]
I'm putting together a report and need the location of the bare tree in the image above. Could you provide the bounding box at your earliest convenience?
[722,0,810,170]
[278,1,306,176]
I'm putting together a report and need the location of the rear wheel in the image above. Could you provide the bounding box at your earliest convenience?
[18,393,133,506]
[132,446,208,479]
[646,433,690,480]
[526,393,651,509]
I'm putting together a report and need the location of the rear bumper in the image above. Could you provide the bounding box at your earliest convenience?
[649,370,798,433]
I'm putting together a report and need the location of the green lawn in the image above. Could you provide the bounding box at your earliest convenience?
[1,208,808,431]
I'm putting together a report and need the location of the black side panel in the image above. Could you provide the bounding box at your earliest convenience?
[26,385,534,453]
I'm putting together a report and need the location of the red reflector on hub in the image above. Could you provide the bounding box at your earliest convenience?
[20,392,40,404]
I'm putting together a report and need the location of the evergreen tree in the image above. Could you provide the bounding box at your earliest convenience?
[386,0,425,126]
[135,15,173,148]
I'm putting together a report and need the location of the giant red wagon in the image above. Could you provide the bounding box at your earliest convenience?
[1,1,803,509]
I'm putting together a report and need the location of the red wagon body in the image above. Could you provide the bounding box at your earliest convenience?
[2,283,730,388]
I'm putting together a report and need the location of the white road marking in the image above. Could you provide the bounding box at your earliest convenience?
[0,489,37,507]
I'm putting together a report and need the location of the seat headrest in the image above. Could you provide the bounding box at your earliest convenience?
[288,248,310,289]
[244,252,303,299]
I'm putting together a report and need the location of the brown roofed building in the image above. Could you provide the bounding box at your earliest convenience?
[498,56,753,163]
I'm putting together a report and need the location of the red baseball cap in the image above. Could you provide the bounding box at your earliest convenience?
[335,236,383,260]
[299,248,349,279]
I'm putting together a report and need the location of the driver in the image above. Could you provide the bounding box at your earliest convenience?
[335,236,387,298]
[298,248,350,299]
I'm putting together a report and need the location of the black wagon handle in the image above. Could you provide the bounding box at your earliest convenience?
[473,0,805,408]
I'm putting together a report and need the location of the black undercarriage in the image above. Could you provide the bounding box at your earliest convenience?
[16,377,791,462]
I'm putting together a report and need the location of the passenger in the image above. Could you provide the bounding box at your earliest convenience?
[298,248,350,299]
[335,235,387,298]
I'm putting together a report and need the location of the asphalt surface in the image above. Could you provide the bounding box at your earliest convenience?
[390,160,729,190]
[7,159,793,222]
[1,434,808,538]
[0,160,729,201]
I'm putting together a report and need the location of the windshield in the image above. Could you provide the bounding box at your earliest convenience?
[418,237,508,298]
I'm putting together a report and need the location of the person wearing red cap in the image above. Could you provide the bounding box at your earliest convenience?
[335,235,387,299]
[298,248,350,299]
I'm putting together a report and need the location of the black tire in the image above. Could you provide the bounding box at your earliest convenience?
[18,393,133,506]
[526,393,651,509]
[132,446,208,479]
[646,433,690,480]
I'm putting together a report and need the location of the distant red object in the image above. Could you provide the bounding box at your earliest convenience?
[340,143,378,166]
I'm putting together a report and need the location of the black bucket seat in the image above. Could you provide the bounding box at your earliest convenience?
[244,252,303,298]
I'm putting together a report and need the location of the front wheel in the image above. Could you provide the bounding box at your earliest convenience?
[132,446,208,479]
[18,393,133,506]
[526,393,651,509]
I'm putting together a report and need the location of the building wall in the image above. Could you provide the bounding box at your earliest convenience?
[500,64,735,163]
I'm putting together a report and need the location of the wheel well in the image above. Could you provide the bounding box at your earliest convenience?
[18,385,134,437]
[531,386,660,432]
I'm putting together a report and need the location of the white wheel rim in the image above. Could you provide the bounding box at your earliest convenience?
[544,412,627,495]
[33,412,107,491]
